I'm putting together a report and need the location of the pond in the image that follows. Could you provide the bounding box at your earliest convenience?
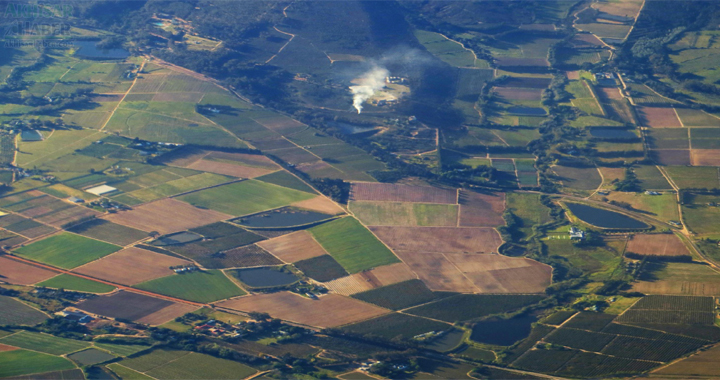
[233,267,299,288]
[590,128,637,140]
[566,202,649,229]
[423,329,464,352]
[234,207,333,228]
[73,40,130,59]
[507,106,547,116]
[470,315,537,346]
[20,130,43,141]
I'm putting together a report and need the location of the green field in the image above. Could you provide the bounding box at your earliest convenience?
[665,166,720,190]
[67,219,149,246]
[350,201,458,226]
[95,342,152,357]
[134,270,245,303]
[415,30,487,68]
[127,172,231,203]
[14,233,122,269]
[596,192,679,222]
[543,236,624,280]
[177,179,315,216]
[0,349,76,378]
[36,274,116,293]
[108,364,155,380]
[67,348,116,366]
[309,217,400,273]
[0,331,91,355]
[0,296,48,326]
[255,171,316,193]
[506,193,553,240]
[343,313,450,340]
[352,279,446,310]
[122,349,257,380]
[16,129,104,169]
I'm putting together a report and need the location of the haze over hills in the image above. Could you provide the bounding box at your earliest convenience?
[1,1,720,379]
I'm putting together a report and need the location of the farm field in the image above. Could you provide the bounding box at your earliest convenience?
[134,270,245,303]
[104,198,232,235]
[14,232,122,269]
[653,343,720,377]
[77,290,198,324]
[121,349,258,380]
[36,274,116,293]
[217,292,389,328]
[665,166,720,189]
[0,331,90,355]
[406,294,543,323]
[414,30,485,68]
[626,234,691,258]
[343,312,451,340]
[632,262,720,295]
[294,255,349,282]
[67,348,116,366]
[350,182,457,204]
[66,219,149,246]
[552,165,602,193]
[74,247,192,285]
[457,191,506,227]
[177,180,315,216]
[593,192,679,222]
[0,349,76,378]
[349,201,459,226]
[369,226,502,253]
[256,230,328,263]
[0,295,48,325]
[351,279,442,310]
[310,217,399,273]
[0,256,58,285]
[638,106,683,128]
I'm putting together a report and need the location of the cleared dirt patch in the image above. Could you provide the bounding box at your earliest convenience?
[136,302,199,325]
[368,262,417,286]
[350,183,457,204]
[323,273,376,296]
[103,198,231,235]
[370,226,503,254]
[291,196,344,215]
[187,159,275,178]
[445,254,552,293]
[217,292,388,328]
[256,231,328,263]
[0,256,57,285]
[394,251,478,293]
[638,107,682,128]
[599,87,623,100]
[626,234,691,257]
[73,247,191,285]
[458,191,505,227]
[691,149,720,166]
[0,343,18,352]
[493,87,542,101]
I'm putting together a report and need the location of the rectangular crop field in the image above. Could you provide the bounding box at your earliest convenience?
[406,294,543,323]
[350,183,457,204]
[351,279,443,310]
[36,274,116,293]
[66,219,148,246]
[0,295,48,325]
[342,313,451,340]
[632,262,720,296]
[638,106,682,128]
[626,234,690,257]
[0,256,58,285]
[123,350,258,380]
[0,331,90,355]
[76,290,191,323]
[255,230,328,263]
[294,255,349,282]
[14,232,121,269]
[0,349,76,378]
[369,226,502,253]
[310,217,399,273]
[103,198,232,235]
[177,180,314,216]
[349,201,458,226]
[74,247,192,285]
[458,190,506,227]
[217,292,389,328]
[134,270,245,303]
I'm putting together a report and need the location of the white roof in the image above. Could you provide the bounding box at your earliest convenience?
[86,185,117,195]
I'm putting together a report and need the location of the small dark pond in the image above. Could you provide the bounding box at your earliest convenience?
[590,128,637,140]
[470,315,537,346]
[153,231,203,246]
[566,202,649,229]
[234,267,299,288]
[234,207,332,228]
[20,130,43,141]
[73,40,130,59]
[507,106,547,116]
[423,329,465,352]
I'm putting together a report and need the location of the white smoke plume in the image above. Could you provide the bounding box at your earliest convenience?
[349,65,389,114]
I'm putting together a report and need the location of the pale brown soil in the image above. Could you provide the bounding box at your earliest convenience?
[493,87,543,101]
[103,198,231,235]
[187,159,276,178]
[136,303,200,325]
[350,183,457,204]
[638,107,682,128]
[626,234,691,257]
[654,343,720,377]
[631,281,720,296]
[691,149,720,166]
[394,251,479,293]
[73,247,192,285]
[445,254,552,293]
[458,190,505,227]
[291,196,343,215]
[369,226,503,253]
[256,231,328,263]
[0,343,18,352]
[368,262,417,286]
[217,292,389,328]
[0,256,58,285]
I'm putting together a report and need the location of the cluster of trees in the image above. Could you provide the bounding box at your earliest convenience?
[614,168,642,192]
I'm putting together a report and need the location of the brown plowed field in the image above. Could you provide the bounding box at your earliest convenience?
[136,302,199,325]
[368,263,417,285]
[204,151,279,169]
[631,281,720,296]
[217,292,389,328]
[652,150,691,166]
[77,290,178,322]
[393,251,479,293]
[323,273,376,295]
[626,234,690,257]
[103,198,231,235]
[73,247,192,285]
[570,33,604,47]
[35,206,99,228]
[369,226,503,253]
[638,107,682,128]
[494,87,543,101]
[445,254,552,293]
[599,87,623,100]
[0,343,18,352]
[291,196,343,215]
[256,231,328,263]
[0,256,57,285]
[350,183,457,204]
[187,159,276,178]
[691,149,720,166]
[458,191,505,227]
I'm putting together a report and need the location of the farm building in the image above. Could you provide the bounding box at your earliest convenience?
[86,185,118,196]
